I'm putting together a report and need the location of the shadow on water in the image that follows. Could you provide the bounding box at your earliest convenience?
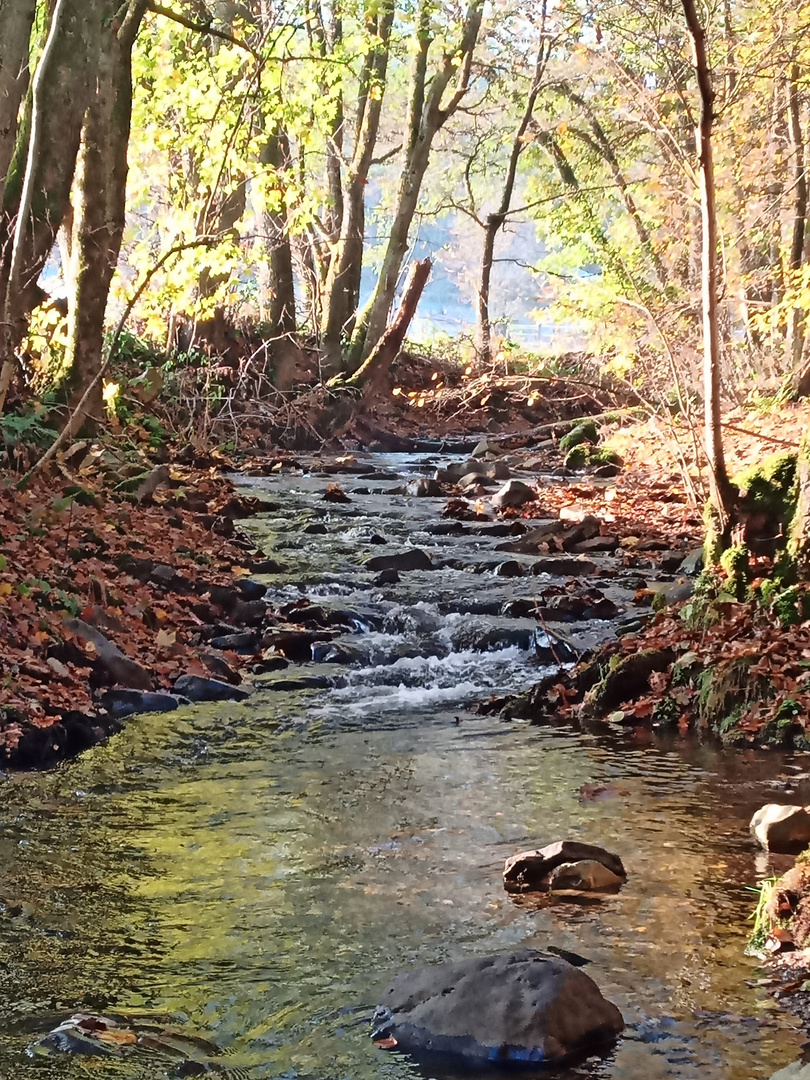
[1,454,809,1079]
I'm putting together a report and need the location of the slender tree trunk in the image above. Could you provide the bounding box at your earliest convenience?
[0,0,38,209]
[320,0,394,371]
[348,0,483,368]
[261,126,296,335]
[789,433,810,578]
[62,0,147,432]
[786,62,808,387]
[476,15,549,364]
[0,0,108,410]
[681,0,735,543]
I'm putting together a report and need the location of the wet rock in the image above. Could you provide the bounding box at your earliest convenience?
[250,557,287,574]
[496,520,566,552]
[304,522,329,535]
[366,549,433,573]
[209,631,261,651]
[570,536,619,554]
[236,578,267,602]
[172,675,251,702]
[472,438,500,457]
[458,473,490,493]
[476,521,527,537]
[198,650,242,683]
[492,478,537,509]
[374,569,401,586]
[428,520,469,535]
[559,515,602,550]
[592,463,622,478]
[504,841,626,893]
[501,599,537,618]
[446,619,535,653]
[531,556,598,577]
[547,860,625,892]
[372,948,623,1066]
[230,599,268,626]
[494,560,524,578]
[252,654,290,674]
[263,628,332,661]
[261,674,332,691]
[679,546,705,575]
[368,533,388,545]
[751,804,810,853]
[659,550,686,573]
[405,477,444,497]
[100,690,182,719]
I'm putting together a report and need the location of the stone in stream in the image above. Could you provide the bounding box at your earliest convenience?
[494,560,524,578]
[492,478,538,509]
[172,675,251,702]
[366,549,433,573]
[570,535,620,554]
[99,690,184,719]
[373,569,400,586]
[750,804,810,853]
[531,556,598,577]
[372,949,623,1066]
[405,477,444,497]
[250,557,287,574]
[236,578,267,602]
[503,841,626,893]
[547,860,625,892]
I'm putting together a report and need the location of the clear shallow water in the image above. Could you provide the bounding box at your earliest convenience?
[0,455,808,1080]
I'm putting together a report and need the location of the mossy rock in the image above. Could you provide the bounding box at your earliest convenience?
[559,420,599,454]
[733,451,797,519]
[564,445,591,470]
[563,445,622,472]
[582,648,675,718]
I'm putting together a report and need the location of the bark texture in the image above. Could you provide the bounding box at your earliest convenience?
[0,0,110,409]
[62,0,148,433]
[681,0,735,538]
[0,0,38,208]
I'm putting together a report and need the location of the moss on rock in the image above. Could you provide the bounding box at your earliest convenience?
[559,420,599,454]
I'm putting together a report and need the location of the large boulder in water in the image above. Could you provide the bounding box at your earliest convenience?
[372,949,623,1065]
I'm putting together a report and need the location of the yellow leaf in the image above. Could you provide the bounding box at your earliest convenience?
[156,628,177,648]
[0,583,12,596]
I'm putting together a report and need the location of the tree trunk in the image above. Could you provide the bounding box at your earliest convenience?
[787,62,808,386]
[0,0,109,410]
[348,0,483,368]
[476,16,549,364]
[320,0,394,371]
[62,0,147,433]
[260,127,296,336]
[341,257,431,389]
[681,0,735,546]
[0,0,38,208]
[788,433,810,578]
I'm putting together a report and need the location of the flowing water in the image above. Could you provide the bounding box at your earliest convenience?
[0,453,808,1080]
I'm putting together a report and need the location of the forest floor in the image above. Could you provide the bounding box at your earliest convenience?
[0,350,808,769]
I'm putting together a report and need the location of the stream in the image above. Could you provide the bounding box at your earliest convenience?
[1,452,809,1079]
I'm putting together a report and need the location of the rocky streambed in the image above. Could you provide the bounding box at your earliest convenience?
[2,449,810,1078]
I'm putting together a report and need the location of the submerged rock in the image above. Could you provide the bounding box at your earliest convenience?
[172,675,251,702]
[504,841,626,893]
[372,949,623,1066]
[751,804,810,853]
